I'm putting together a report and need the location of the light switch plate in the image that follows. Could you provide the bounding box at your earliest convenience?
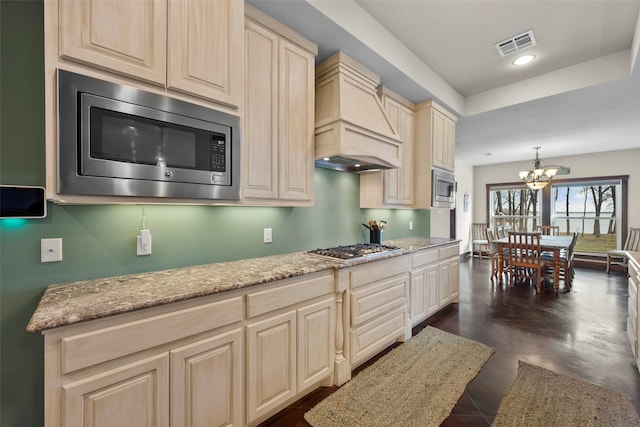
[41,238,63,263]
[264,228,273,243]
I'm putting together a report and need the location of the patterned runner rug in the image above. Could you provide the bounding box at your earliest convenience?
[493,360,640,426]
[304,326,494,427]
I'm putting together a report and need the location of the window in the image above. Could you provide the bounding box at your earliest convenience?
[489,185,541,232]
[487,176,628,256]
[551,180,621,253]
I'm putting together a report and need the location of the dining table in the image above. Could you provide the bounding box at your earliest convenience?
[492,234,574,291]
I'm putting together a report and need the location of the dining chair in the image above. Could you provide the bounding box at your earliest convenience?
[542,229,579,291]
[606,227,640,274]
[508,231,548,292]
[537,225,560,236]
[471,223,490,259]
[488,228,508,282]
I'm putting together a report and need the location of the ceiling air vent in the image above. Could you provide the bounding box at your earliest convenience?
[495,30,536,57]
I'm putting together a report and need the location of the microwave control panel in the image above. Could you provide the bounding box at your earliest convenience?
[209,139,227,173]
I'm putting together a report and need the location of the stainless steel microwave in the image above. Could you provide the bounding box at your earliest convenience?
[57,69,241,200]
[432,168,456,208]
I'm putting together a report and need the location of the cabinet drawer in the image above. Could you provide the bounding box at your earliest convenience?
[62,296,242,374]
[439,244,459,259]
[350,275,407,327]
[412,249,438,268]
[349,256,409,289]
[246,271,334,318]
[350,306,406,366]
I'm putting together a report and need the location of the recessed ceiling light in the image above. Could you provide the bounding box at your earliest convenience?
[513,54,535,66]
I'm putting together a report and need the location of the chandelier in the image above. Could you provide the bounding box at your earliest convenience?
[518,147,560,190]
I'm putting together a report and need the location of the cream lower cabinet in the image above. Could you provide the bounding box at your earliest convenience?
[43,296,244,427]
[62,352,170,427]
[409,249,440,326]
[409,243,460,327]
[170,329,244,427]
[438,244,461,307]
[338,256,411,375]
[243,6,318,206]
[245,271,335,425]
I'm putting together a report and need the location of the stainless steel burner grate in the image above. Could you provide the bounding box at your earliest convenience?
[307,243,401,262]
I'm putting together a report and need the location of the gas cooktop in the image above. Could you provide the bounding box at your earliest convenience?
[307,243,403,263]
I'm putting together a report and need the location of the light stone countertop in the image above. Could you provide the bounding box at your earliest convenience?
[26,237,457,333]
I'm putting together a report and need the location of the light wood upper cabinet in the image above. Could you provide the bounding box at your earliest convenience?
[413,100,458,208]
[59,0,167,86]
[361,93,457,209]
[167,0,243,107]
[360,87,415,208]
[58,0,242,108]
[244,19,279,199]
[243,5,318,205]
[431,107,456,171]
[416,100,457,173]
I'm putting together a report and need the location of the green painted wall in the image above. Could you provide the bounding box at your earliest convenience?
[0,2,430,426]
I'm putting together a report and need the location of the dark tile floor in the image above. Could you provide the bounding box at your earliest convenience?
[259,257,640,426]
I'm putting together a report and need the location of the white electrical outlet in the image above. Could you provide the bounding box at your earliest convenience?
[137,229,152,256]
[409,221,414,231]
[41,238,63,263]
[264,228,273,243]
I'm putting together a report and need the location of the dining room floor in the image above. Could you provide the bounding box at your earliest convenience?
[258,256,640,427]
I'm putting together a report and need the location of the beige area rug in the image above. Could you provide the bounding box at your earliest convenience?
[304,326,494,427]
[493,361,640,427]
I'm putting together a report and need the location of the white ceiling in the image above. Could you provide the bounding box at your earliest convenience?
[247,0,640,166]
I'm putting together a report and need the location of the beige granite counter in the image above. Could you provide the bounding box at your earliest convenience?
[27,237,458,333]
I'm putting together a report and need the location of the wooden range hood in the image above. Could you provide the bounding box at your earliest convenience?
[314,52,402,173]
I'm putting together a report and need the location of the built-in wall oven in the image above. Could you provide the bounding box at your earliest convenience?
[57,69,241,200]
[432,168,456,209]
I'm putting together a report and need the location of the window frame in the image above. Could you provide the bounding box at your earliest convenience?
[486,175,629,251]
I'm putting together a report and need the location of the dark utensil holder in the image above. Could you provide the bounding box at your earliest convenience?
[370,230,382,244]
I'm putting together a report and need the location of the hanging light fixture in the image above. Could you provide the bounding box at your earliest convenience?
[518,147,560,190]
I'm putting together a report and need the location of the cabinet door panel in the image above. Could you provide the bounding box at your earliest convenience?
[247,311,296,422]
[278,39,315,201]
[63,353,169,427]
[398,106,415,204]
[243,21,278,199]
[410,270,427,325]
[448,258,460,302]
[443,118,456,171]
[297,298,335,391]
[432,110,447,169]
[426,264,440,315]
[382,101,401,204]
[59,0,167,85]
[438,261,450,307]
[168,0,242,107]
[171,328,243,427]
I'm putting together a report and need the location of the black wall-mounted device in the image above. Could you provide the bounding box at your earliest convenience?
[0,185,47,219]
